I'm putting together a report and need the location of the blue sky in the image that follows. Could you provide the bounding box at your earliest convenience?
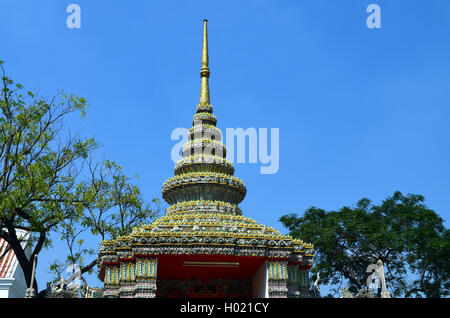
[1,0,450,290]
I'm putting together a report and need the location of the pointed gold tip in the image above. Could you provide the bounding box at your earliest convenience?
[199,19,210,106]
[200,19,209,77]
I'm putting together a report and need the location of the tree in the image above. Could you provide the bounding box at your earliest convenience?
[0,63,160,295]
[0,62,94,294]
[50,159,161,280]
[279,191,450,297]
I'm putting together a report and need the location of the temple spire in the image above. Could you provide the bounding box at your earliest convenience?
[199,19,210,106]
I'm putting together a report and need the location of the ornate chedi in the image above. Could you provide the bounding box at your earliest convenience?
[97,20,314,298]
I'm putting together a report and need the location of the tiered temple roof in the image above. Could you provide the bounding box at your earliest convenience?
[97,20,314,298]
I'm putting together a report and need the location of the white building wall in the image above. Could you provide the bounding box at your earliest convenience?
[252,261,268,298]
[0,229,31,298]
[0,279,13,297]
[0,278,27,298]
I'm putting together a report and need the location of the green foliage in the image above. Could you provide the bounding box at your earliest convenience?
[49,159,161,277]
[280,191,450,298]
[0,63,98,291]
[0,63,160,293]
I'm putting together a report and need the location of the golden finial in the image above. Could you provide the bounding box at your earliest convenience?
[199,19,210,106]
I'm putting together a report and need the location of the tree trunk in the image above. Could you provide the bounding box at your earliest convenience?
[2,223,36,294]
[80,258,98,275]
